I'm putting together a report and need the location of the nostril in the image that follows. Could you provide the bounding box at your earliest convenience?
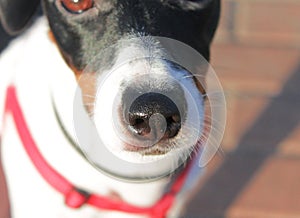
[166,115,180,126]
[128,115,151,136]
[126,92,182,139]
[165,114,181,138]
[135,118,145,126]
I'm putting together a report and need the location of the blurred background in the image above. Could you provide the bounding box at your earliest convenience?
[185,0,300,217]
[1,0,300,217]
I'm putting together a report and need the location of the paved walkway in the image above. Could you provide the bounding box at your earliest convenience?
[184,43,300,218]
[184,0,300,216]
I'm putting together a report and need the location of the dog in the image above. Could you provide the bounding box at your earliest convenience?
[0,0,220,217]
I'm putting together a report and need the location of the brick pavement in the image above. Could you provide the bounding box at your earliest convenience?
[184,0,300,217]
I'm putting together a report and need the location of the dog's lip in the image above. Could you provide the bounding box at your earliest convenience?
[123,142,154,152]
[122,138,202,156]
[123,142,171,155]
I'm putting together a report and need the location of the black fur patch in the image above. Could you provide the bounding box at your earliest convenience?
[43,0,220,71]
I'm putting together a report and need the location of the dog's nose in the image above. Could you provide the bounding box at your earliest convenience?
[127,93,181,139]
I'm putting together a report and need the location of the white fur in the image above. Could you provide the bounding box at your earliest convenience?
[0,17,203,218]
[92,38,204,165]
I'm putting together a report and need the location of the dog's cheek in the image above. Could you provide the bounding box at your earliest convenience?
[77,72,98,114]
[43,1,87,68]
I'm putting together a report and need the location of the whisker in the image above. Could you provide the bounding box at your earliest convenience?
[199,135,221,154]
[192,73,207,78]
[203,115,225,126]
[217,147,226,157]
[203,133,226,156]
[181,75,194,79]
[181,74,207,79]
[202,91,225,98]
[202,124,225,136]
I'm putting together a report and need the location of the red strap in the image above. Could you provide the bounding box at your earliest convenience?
[3,85,192,218]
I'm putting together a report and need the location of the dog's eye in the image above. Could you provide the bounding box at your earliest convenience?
[61,0,93,14]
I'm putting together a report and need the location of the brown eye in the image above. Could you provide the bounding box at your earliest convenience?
[61,0,94,14]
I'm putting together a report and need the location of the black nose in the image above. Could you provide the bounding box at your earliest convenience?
[127,93,181,139]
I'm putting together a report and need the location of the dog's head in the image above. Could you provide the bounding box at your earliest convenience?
[0,0,220,178]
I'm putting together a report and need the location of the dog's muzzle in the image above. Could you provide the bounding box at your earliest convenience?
[71,37,226,182]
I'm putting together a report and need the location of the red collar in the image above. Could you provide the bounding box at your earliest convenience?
[3,85,194,218]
